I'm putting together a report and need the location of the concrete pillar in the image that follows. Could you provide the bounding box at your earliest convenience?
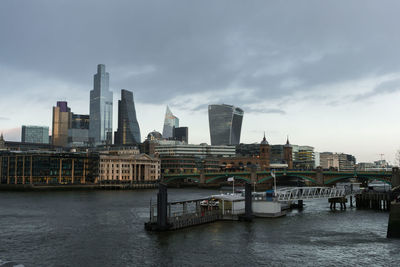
[30,156,33,184]
[22,156,25,185]
[250,167,257,184]
[14,156,17,184]
[71,159,75,184]
[392,167,400,188]
[199,170,205,184]
[387,202,400,238]
[58,158,62,184]
[316,166,324,186]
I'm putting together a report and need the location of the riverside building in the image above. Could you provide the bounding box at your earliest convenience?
[0,151,99,185]
[98,150,160,183]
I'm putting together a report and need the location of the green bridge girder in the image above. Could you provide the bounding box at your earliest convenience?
[162,170,393,184]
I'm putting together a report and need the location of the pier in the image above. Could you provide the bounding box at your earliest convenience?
[355,192,391,211]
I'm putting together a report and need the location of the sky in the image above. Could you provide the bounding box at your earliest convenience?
[1,0,400,164]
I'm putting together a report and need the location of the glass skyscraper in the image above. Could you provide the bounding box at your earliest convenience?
[89,64,113,145]
[21,125,49,144]
[162,106,179,139]
[114,89,141,145]
[52,101,71,147]
[208,104,244,145]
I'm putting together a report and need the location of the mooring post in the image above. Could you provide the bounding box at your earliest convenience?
[387,201,400,238]
[244,183,253,221]
[157,183,169,230]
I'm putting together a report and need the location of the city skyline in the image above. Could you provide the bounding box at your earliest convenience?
[1,1,400,163]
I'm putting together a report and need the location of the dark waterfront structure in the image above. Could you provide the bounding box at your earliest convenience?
[208,104,243,145]
[172,126,188,143]
[89,64,113,145]
[0,151,99,185]
[21,125,49,144]
[162,106,179,139]
[114,89,141,145]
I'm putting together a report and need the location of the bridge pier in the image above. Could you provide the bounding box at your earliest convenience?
[199,171,205,184]
[316,167,324,186]
[392,167,400,188]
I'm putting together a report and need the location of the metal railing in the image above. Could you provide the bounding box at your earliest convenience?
[275,187,346,201]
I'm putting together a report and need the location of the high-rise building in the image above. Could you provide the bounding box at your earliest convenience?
[208,104,244,145]
[162,106,179,139]
[52,101,71,147]
[68,114,90,147]
[21,125,49,144]
[319,152,356,171]
[114,89,141,145]
[89,64,113,145]
[172,126,188,143]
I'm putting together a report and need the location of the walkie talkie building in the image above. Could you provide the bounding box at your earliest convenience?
[208,104,244,145]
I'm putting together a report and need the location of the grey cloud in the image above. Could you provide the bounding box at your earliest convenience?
[1,0,400,108]
[244,107,286,115]
[0,117,9,121]
[353,79,400,101]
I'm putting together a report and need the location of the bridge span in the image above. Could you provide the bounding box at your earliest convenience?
[163,167,400,188]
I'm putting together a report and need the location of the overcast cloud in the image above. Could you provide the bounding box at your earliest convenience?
[1,0,400,163]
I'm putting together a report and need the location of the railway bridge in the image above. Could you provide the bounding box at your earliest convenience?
[162,167,400,187]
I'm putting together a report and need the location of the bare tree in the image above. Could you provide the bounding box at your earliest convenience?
[395,149,400,167]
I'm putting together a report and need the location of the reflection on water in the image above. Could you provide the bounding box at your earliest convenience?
[0,188,399,266]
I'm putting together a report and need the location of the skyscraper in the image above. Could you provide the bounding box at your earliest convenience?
[162,106,179,139]
[172,126,188,143]
[114,89,141,145]
[208,104,244,145]
[21,125,49,144]
[89,64,113,145]
[52,101,71,147]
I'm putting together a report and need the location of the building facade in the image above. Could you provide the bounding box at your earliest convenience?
[208,104,243,145]
[52,101,71,147]
[21,125,49,144]
[162,106,179,139]
[0,151,98,185]
[89,64,113,145]
[114,89,141,145]
[172,126,188,143]
[99,152,160,183]
[292,145,315,170]
[219,135,271,171]
[319,152,356,171]
[155,144,236,158]
[68,114,90,147]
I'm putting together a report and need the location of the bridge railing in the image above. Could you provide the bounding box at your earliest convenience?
[275,187,345,201]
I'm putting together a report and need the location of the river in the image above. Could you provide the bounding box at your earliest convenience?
[0,188,399,266]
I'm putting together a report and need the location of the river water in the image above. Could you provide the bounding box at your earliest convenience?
[0,188,399,266]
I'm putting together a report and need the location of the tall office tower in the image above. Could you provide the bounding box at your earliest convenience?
[68,114,90,147]
[162,106,179,139]
[172,126,188,143]
[89,64,113,145]
[114,89,141,145]
[52,101,71,147]
[208,104,244,145]
[21,125,49,144]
